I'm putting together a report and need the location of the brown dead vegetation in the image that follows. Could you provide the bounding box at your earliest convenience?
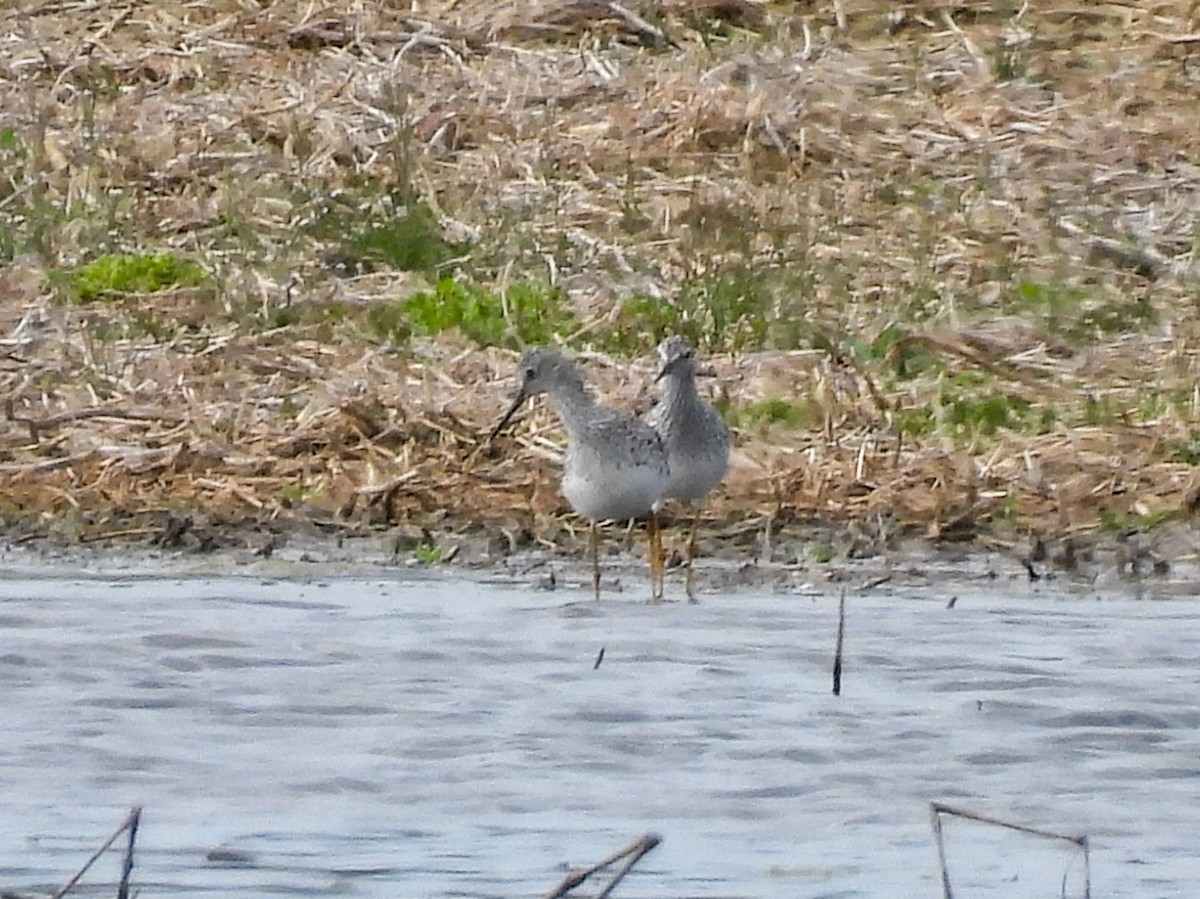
[1,1,1199,566]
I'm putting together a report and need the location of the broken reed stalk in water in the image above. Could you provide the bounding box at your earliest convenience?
[49,806,142,899]
[543,832,661,899]
[832,589,845,696]
[929,801,1090,899]
[116,805,141,899]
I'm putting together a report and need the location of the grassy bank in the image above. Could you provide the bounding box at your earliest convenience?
[1,1,1198,565]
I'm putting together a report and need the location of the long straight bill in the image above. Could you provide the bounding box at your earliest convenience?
[487,390,528,444]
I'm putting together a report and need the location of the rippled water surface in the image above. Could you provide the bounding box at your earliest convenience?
[3,570,1200,897]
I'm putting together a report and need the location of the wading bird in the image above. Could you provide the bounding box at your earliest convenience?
[489,347,669,601]
[646,336,730,600]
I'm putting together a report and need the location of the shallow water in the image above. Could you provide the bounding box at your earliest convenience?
[2,569,1199,897]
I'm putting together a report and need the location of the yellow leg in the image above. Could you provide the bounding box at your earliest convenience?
[647,513,664,602]
[590,520,601,601]
[684,505,704,602]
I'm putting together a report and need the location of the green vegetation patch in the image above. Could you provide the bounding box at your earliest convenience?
[940,390,1032,435]
[598,265,776,356]
[408,279,576,347]
[364,300,411,346]
[71,252,209,303]
[1003,279,1156,342]
[728,396,823,432]
[896,378,1058,441]
[364,278,578,349]
[0,127,25,264]
[311,189,464,275]
[598,295,687,354]
[1099,507,1177,533]
[850,325,941,380]
[345,204,459,273]
[1170,430,1200,466]
[414,543,443,564]
[0,127,20,154]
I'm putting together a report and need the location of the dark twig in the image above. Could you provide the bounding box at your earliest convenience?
[49,806,142,899]
[543,833,661,899]
[931,801,953,899]
[930,802,1090,899]
[594,836,656,899]
[116,807,141,899]
[832,589,845,696]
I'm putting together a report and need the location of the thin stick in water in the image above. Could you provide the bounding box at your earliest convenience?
[929,802,1090,899]
[832,589,845,696]
[543,832,661,899]
[594,834,658,899]
[116,806,141,899]
[49,806,142,899]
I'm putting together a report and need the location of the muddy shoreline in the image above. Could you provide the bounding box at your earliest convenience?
[4,512,1196,603]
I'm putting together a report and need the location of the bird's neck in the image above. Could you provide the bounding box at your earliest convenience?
[659,371,700,410]
[546,381,599,434]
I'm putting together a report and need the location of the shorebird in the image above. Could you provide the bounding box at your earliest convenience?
[489,347,669,601]
[646,336,730,600]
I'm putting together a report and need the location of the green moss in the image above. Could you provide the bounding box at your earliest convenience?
[0,128,26,264]
[71,252,209,303]
[0,129,23,262]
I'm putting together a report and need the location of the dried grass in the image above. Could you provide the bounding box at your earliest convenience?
[1,0,1199,559]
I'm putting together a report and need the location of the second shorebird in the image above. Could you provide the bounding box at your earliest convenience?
[489,347,669,601]
[646,336,730,600]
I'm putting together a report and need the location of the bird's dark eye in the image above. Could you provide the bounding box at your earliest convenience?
[523,365,537,379]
